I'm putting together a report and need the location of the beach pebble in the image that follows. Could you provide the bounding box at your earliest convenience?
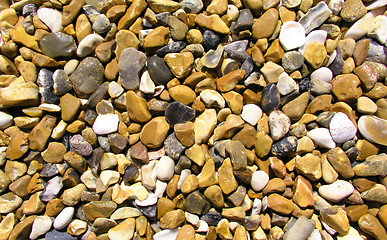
[307,128,336,149]
[135,193,158,206]
[298,2,332,33]
[93,114,119,135]
[310,67,333,83]
[200,89,226,109]
[268,110,291,141]
[53,207,74,230]
[37,8,63,32]
[318,180,355,202]
[329,112,357,143]
[358,115,387,146]
[277,72,297,96]
[279,21,306,51]
[299,30,328,55]
[367,15,387,44]
[30,216,53,240]
[240,104,262,126]
[251,170,269,192]
[40,176,63,202]
[156,156,175,181]
[153,228,179,240]
[344,8,385,40]
[77,34,104,57]
[0,111,13,130]
[139,71,155,94]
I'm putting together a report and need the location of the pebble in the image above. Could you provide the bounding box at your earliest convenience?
[277,72,297,95]
[53,207,74,230]
[40,33,77,59]
[37,8,63,32]
[358,214,387,240]
[0,111,13,130]
[45,229,77,240]
[40,176,63,202]
[251,170,269,192]
[156,156,175,181]
[92,114,119,135]
[268,110,291,141]
[165,101,195,127]
[240,104,262,126]
[283,216,316,240]
[298,1,332,33]
[307,128,336,149]
[279,21,305,51]
[30,215,53,240]
[329,112,357,143]
[310,67,333,83]
[358,115,387,146]
[76,33,104,57]
[69,57,104,96]
[318,180,355,202]
[153,228,179,240]
[118,47,146,90]
[299,30,328,55]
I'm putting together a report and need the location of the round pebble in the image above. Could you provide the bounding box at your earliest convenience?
[53,207,74,230]
[329,112,357,143]
[156,156,175,181]
[318,180,355,202]
[251,170,269,192]
[92,114,119,135]
[240,104,262,126]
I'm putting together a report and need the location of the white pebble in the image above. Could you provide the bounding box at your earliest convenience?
[154,180,167,198]
[227,4,239,21]
[309,229,322,240]
[100,170,120,186]
[366,0,387,10]
[156,156,175,181]
[240,104,262,126]
[108,82,124,98]
[30,216,53,240]
[318,180,354,202]
[92,114,119,135]
[307,128,336,149]
[140,71,155,94]
[37,8,63,32]
[0,111,13,130]
[39,103,61,112]
[329,112,357,143]
[251,170,269,192]
[77,33,104,57]
[135,193,157,206]
[200,89,226,109]
[279,21,306,51]
[277,72,297,95]
[64,59,79,75]
[337,227,364,240]
[328,0,344,15]
[299,30,327,54]
[153,229,179,240]
[196,220,209,232]
[367,15,387,44]
[185,212,200,227]
[252,198,262,215]
[344,7,385,40]
[310,67,333,83]
[177,169,191,190]
[53,207,74,230]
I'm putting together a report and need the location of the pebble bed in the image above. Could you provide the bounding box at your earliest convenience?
[0,0,386,239]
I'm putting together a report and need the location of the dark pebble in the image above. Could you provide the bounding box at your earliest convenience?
[22,3,37,16]
[98,136,110,152]
[316,111,335,128]
[184,190,211,215]
[224,40,249,62]
[328,46,345,75]
[147,55,174,85]
[129,142,149,164]
[261,83,280,113]
[134,203,157,219]
[53,70,72,96]
[156,41,187,57]
[233,9,254,32]
[201,211,222,226]
[40,163,59,178]
[175,155,192,174]
[87,82,109,108]
[155,12,171,26]
[271,136,298,157]
[165,101,196,127]
[69,57,104,96]
[45,230,77,240]
[37,69,59,104]
[164,133,186,160]
[298,77,310,93]
[123,163,139,182]
[203,30,221,50]
[108,133,127,154]
[87,147,104,176]
[39,32,77,58]
[241,56,254,80]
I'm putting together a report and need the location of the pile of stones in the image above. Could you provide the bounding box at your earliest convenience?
[0,0,386,239]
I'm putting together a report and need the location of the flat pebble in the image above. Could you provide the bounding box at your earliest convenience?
[77,34,104,57]
[153,228,179,240]
[93,114,119,135]
[310,67,333,83]
[37,8,63,32]
[30,216,53,240]
[251,170,269,192]
[279,21,305,51]
[318,180,355,202]
[0,111,13,129]
[268,110,291,141]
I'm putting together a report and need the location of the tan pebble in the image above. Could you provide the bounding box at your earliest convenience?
[252,8,279,39]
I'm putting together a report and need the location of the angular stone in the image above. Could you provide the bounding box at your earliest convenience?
[140,116,169,148]
[320,206,350,235]
[83,201,117,221]
[118,47,146,90]
[126,90,151,123]
[184,191,210,215]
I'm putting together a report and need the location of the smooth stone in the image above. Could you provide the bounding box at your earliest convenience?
[240,104,262,126]
[93,114,119,135]
[271,136,298,157]
[345,8,385,40]
[118,47,146,90]
[318,180,354,202]
[53,70,72,95]
[76,33,104,57]
[195,13,230,35]
[179,0,203,13]
[194,109,217,144]
[92,14,111,34]
[30,216,53,240]
[261,83,280,113]
[200,89,225,108]
[37,8,63,32]
[282,51,304,72]
[202,30,221,50]
[310,67,333,82]
[147,55,174,85]
[299,30,328,55]
[358,214,387,240]
[366,39,387,65]
[268,110,291,141]
[329,112,357,143]
[53,207,74,230]
[40,176,63,202]
[224,40,249,62]
[320,206,350,235]
[358,115,387,146]
[279,21,305,51]
[69,57,104,96]
[156,156,175,181]
[307,128,336,149]
[298,1,332,33]
[0,111,13,130]
[153,229,179,240]
[251,170,269,192]
[39,32,77,59]
[0,192,22,214]
[140,117,169,148]
[252,8,278,39]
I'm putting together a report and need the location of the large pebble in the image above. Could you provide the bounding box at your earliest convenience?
[329,112,357,143]
[156,156,175,181]
[318,180,355,202]
[69,57,104,96]
[251,170,269,192]
[279,21,305,51]
[307,128,336,149]
[53,207,74,230]
[93,114,119,135]
[298,2,332,33]
[40,176,63,202]
[147,55,174,85]
[310,67,333,82]
[118,47,146,90]
[37,8,63,32]
[165,101,195,127]
[200,89,225,108]
[40,33,77,59]
[358,115,387,146]
[30,216,53,240]
[283,216,316,240]
[268,110,291,141]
